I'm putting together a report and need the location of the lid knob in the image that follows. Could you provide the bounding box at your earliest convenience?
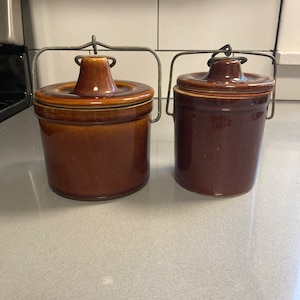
[73,56,117,97]
[204,58,246,83]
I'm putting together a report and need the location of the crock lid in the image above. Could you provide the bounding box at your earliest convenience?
[176,57,275,95]
[35,56,154,108]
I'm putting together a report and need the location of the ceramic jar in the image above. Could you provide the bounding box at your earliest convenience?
[34,56,154,200]
[173,57,275,196]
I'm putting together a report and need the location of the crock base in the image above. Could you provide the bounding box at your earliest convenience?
[49,179,149,201]
[175,175,253,197]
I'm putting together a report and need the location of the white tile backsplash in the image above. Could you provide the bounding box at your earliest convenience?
[159,0,280,50]
[27,0,300,100]
[277,0,300,52]
[29,0,157,48]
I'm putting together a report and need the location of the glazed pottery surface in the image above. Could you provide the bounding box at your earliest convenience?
[34,56,154,200]
[174,58,275,196]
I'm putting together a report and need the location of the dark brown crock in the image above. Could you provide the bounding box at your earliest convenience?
[174,58,275,196]
[34,56,154,200]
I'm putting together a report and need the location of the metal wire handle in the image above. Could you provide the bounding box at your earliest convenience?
[166,44,277,120]
[32,35,162,123]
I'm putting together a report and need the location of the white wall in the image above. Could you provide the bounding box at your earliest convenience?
[26,0,300,101]
[276,0,300,100]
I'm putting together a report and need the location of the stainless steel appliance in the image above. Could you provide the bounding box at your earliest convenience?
[0,0,32,122]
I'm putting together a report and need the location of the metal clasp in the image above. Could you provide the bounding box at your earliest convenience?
[166,44,277,120]
[32,35,162,123]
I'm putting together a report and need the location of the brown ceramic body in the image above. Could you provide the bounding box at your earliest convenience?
[34,57,154,200]
[174,90,269,196]
[35,98,152,200]
[173,59,274,196]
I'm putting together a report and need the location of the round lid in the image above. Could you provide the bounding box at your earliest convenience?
[176,57,275,95]
[35,56,154,108]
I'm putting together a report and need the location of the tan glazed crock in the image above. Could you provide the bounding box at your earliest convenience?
[34,56,154,200]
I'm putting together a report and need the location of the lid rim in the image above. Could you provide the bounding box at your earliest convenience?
[174,85,274,98]
[176,71,275,94]
[35,80,154,108]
